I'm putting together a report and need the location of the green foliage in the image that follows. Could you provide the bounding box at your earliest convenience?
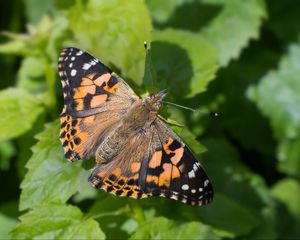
[69,0,152,84]
[20,121,89,211]
[201,0,267,66]
[152,29,218,97]
[10,203,105,239]
[0,213,18,239]
[130,217,219,239]
[248,40,300,177]
[0,0,300,239]
[0,88,43,141]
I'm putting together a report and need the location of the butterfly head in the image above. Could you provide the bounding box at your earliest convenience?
[144,90,167,112]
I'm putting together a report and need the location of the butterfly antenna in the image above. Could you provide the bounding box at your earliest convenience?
[163,101,219,117]
[163,101,196,112]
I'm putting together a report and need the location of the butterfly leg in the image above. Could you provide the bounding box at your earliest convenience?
[157,115,184,127]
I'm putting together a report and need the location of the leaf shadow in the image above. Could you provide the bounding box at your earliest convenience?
[151,41,193,99]
[154,1,223,32]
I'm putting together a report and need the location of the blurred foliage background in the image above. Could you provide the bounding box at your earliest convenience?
[0,0,300,239]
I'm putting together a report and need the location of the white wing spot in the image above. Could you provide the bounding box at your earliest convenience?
[82,63,91,70]
[181,198,187,203]
[204,179,209,187]
[191,189,196,193]
[199,187,203,192]
[71,69,77,76]
[170,195,178,200]
[90,60,97,65]
[188,170,196,178]
[182,184,189,190]
[71,56,76,61]
[69,63,73,68]
[193,163,198,171]
[76,50,83,56]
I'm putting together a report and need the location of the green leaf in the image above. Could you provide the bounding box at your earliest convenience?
[0,213,18,239]
[0,88,43,142]
[10,203,105,239]
[69,0,152,84]
[271,178,300,238]
[20,121,90,210]
[23,0,55,24]
[196,194,259,238]
[86,196,134,239]
[195,138,275,237]
[271,178,300,219]
[152,29,218,98]
[277,138,300,177]
[0,39,30,56]
[201,0,267,66]
[17,56,47,93]
[248,40,300,177]
[131,216,220,240]
[145,0,185,24]
[248,41,300,138]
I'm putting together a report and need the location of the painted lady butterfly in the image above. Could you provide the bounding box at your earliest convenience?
[58,47,213,206]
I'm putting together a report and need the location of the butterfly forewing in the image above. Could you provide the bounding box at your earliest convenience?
[58,47,138,161]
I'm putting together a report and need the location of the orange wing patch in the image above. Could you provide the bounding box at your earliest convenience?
[159,163,172,187]
[89,164,149,199]
[60,109,89,161]
[73,85,96,99]
[148,150,162,168]
[90,94,108,108]
[145,138,185,189]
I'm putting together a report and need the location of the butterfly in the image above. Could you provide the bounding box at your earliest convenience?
[58,47,213,206]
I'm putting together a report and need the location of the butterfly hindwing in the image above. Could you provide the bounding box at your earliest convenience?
[58,47,138,161]
[89,119,213,206]
[89,130,154,199]
[144,119,213,205]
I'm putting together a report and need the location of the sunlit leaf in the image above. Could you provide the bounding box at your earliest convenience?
[20,121,89,210]
[10,203,105,239]
[0,213,18,239]
[0,88,43,142]
[201,0,267,66]
[131,216,220,240]
[69,0,152,84]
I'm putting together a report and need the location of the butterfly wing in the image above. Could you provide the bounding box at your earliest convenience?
[58,47,139,161]
[89,118,213,206]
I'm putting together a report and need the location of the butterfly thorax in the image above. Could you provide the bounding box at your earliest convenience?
[95,91,166,164]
